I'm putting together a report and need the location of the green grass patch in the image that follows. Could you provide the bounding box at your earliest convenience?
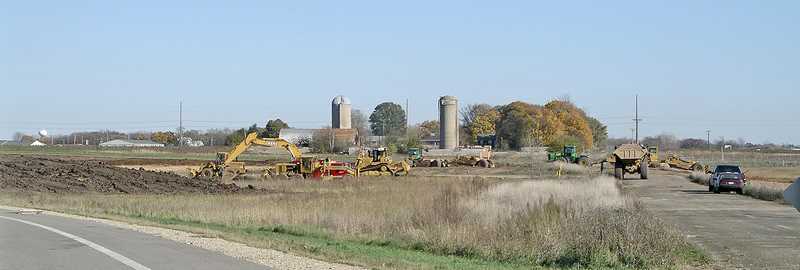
[62,210,539,270]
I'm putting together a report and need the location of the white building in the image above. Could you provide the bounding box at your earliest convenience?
[279,128,315,145]
[30,140,46,146]
[99,139,164,148]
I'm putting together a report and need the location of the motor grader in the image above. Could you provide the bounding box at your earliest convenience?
[355,148,411,176]
[189,132,353,183]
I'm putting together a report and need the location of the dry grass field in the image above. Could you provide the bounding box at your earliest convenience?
[0,173,704,269]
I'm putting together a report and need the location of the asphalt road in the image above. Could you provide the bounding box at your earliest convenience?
[625,172,800,269]
[0,210,268,270]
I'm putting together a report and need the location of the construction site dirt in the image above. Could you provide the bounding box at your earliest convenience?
[0,155,247,194]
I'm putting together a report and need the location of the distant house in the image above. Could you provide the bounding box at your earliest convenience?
[99,139,164,148]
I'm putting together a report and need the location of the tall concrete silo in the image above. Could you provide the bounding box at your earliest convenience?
[439,96,458,149]
[332,95,352,129]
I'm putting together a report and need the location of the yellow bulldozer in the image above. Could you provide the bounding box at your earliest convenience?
[354,148,411,176]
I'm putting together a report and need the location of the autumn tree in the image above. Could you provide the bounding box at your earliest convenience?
[151,131,178,145]
[585,116,608,149]
[369,102,407,137]
[417,120,439,139]
[543,100,594,151]
[461,104,500,144]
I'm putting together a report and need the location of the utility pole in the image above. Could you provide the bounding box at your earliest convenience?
[630,128,635,142]
[633,94,642,143]
[405,98,409,139]
[706,130,711,151]
[179,101,183,147]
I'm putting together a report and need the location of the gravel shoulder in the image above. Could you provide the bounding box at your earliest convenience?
[0,205,364,270]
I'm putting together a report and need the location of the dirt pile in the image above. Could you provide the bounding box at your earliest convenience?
[0,155,242,194]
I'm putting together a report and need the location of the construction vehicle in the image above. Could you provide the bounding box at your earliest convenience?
[664,153,706,171]
[355,148,411,176]
[604,143,650,180]
[189,132,353,183]
[647,146,660,168]
[407,147,448,167]
[547,145,590,166]
[448,147,495,168]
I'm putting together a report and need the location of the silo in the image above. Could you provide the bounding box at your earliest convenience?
[439,96,458,149]
[332,95,352,129]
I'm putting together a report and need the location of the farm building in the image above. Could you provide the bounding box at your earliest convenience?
[99,139,164,148]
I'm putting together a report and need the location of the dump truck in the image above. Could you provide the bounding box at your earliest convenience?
[604,143,650,180]
[548,145,590,165]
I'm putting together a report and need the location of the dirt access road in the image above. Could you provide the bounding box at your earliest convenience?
[625,172,800,269]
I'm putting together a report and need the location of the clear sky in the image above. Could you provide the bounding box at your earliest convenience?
[2,1,798,144]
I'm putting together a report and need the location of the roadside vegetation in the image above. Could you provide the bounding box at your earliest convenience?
[0,175,705,269]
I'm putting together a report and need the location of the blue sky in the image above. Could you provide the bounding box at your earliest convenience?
[2,1,798,143]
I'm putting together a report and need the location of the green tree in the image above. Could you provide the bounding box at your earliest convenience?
[369,102,407,137]
[225,128,247,146]
[263,119,289,138]
[495,102,538,149]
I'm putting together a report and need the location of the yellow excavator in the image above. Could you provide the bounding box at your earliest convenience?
[354,148,411,176]
[189,132,340,183]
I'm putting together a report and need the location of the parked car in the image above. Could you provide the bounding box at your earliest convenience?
[709,165,747,194]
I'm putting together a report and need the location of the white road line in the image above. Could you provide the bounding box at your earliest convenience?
[776,225,793,231]
[0,215,152,270]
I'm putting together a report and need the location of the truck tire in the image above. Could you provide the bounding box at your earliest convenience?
[577,157,589,166]
[640,160,649,179]
[477,159,490,168]
[713,185,720,194]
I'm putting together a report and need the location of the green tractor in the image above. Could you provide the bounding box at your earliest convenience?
[547,145,590,166]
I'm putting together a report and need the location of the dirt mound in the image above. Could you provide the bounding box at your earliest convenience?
[0,155,243,194]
